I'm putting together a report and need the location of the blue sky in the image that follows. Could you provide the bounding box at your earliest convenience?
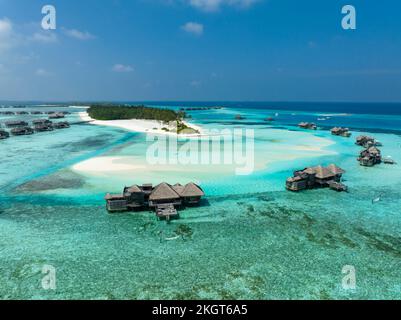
[0,0,401,102]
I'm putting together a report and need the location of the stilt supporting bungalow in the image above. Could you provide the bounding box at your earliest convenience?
[104,182,205,220]
[298,122,317,130]
[53,121,70,129]
[358,147,382,167]
[48,113,65,119]
[104,194,128,212]
[356,135,382,148]
[5,120,28,128]
[10,127,34,136]
[286,164,347,192]
[331,127,351,137]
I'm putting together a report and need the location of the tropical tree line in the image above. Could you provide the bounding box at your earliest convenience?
[88,105,184,122]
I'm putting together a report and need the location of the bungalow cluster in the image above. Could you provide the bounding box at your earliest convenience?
[331,127,351,137]
[286,164,348,192]
[0,111,70,139]
[105,182,205,221]
[354,135,394,167]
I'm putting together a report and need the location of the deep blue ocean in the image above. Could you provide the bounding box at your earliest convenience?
[3,101,401,115]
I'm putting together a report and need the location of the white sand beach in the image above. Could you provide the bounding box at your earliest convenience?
[78,112,204,137]
[71,134,336,183]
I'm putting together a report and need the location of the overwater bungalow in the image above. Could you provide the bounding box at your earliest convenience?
[123,185,146,210]
[104,194,127,212]
[331,127,351,137]
[177,182,205,205]
[10,127,34,136]
[105,182,205,220]
[31,111,43,115]
[5,120,28,128]
[358,146,382,167]
[2,111,15,115]
[149,183,182,208]
[16,111,29,115]
[355,135,381,148]
[48,113,65,119]
[53,121,70,129]
[235,115,246,120]
[32,119,52,125]
[286,164,347,192]
[298,122,317,130]
[0,130,10,139]
[34,123,54,132]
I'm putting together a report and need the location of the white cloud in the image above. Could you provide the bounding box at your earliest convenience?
[36,68,52,76]
[0,18,12,36]
[112,64,134,73]
[188,0,259,11]
[63,28,96,40]
[181,22,204,35]
[30,32,58,43]
[0,18,15,51]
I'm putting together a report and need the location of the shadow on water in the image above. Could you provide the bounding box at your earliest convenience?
[14,170,85,193]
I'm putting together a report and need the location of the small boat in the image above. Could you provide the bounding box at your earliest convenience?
[383,157,397,165]
[164,235,180,241]
[372,194,383,204]
[264,117,275,122]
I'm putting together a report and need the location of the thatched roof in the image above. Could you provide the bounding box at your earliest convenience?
[6,120,27,125]
[314,166,335,179]
[126,185,142,193]
[172,183,185,195]
[104,193,124,200]
[367,146,381,155]
[149,183,180,201]
[287,176,303,183]
[181,183,204,197]
[327,164,346,175]
[304,165,335,179]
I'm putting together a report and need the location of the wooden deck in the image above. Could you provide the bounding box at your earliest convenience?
[156,204,178,221]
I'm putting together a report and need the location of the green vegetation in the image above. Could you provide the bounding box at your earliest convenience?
[88,104,200,134]
[176,121,199,134]
[88,105,182,122]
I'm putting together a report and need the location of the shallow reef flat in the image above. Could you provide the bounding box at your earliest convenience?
[1,187,401,299]
[1,106,401,299]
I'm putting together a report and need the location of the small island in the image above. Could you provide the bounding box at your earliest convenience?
[84,105,201,135]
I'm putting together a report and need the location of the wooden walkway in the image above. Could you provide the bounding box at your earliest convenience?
[156,204,178,221]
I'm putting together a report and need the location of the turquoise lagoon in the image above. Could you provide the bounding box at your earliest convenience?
[1,104,401,299]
